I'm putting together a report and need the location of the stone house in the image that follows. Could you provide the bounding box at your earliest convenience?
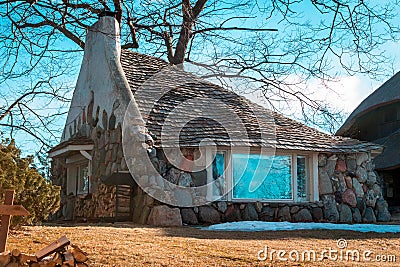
[49,13,391,226]
[337,71,400,216]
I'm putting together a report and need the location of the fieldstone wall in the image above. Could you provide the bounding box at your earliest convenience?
[171,152,391,226]
[50,96,126,220]
[52,121,391,224]
[90,122,124,184]
[318,153,391,223]
[178,202,325,225]
[72,109,125,219]
[49,160,68,220]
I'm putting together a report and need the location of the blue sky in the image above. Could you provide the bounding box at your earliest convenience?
[1,1,400,156]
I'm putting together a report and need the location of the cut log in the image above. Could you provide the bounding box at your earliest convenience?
[52,252,63,265]
[43,261,57,267]
[3,237,90,266]
[0,253,10,267]
[71,245,88,263]
[62,251,74,267]
[11,248,21,258]
[35,236,70,260]
[20,253,38,264]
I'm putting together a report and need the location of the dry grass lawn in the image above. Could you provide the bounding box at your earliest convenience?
[8,223,400,266]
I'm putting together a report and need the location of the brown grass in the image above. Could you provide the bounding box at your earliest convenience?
[8,223,400,267]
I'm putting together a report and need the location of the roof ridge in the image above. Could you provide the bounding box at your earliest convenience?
[121,49,169,65]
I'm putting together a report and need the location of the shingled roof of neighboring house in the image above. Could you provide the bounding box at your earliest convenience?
[120,50,381,153]
[373,129,400,170]
[337,71,400,136]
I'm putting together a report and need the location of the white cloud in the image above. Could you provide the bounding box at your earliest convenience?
[243,75,377,116]
[311,76,370,113]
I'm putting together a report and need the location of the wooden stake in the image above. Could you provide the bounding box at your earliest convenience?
[0,190,30,253]
[0,190,14,253]
[0,205,30,216]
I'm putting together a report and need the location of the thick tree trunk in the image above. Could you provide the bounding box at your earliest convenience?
[170,0,208,65]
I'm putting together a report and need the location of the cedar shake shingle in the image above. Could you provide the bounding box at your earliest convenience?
[121,50,381,153]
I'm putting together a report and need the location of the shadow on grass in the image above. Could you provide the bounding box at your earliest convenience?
[39,221,400,241]
[162,226,400,241]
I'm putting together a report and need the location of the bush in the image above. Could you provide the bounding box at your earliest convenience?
[0,139,60,225]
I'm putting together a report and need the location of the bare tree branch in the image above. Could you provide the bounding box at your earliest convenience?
[0,0,399,154]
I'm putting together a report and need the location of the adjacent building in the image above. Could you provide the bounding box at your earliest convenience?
[337,71,400,214]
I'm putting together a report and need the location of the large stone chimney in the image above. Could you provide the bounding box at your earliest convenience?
[61,14,134,142]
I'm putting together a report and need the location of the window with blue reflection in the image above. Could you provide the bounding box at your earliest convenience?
[212,152,225,198]
[232,154,292,200]
[212,152,225,180]
[297,156,308,201]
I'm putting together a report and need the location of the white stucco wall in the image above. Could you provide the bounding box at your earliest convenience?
[62,16,135,141]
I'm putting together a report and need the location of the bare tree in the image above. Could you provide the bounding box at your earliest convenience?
[0,72,70,149]
[0,0,399,151]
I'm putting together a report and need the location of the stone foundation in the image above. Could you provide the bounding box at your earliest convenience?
[317,152,390,223]
[142,151,391,226]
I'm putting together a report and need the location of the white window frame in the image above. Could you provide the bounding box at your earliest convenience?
[66,152,91,196]
[210,148,318,203]
[295,154,313,202]
[206,149,230,202]
[76,163,90,195]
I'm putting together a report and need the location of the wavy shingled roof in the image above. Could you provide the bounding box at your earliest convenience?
[121,50,381,153]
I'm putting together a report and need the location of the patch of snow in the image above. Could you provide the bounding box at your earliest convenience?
[202,221,400,233]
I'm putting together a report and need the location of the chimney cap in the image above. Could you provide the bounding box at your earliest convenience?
[98,10,117,18]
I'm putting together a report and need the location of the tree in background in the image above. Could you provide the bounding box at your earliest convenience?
[0,0,399,150]
[0,139,60,225]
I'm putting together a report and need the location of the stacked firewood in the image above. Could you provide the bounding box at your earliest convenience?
[0,237,89,267]
[91,184,116,218]
[74,184,117,218]
[74,195,95,218]
[115,185,132,216]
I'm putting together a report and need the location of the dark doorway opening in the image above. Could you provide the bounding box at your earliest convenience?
[380,168,400,219]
